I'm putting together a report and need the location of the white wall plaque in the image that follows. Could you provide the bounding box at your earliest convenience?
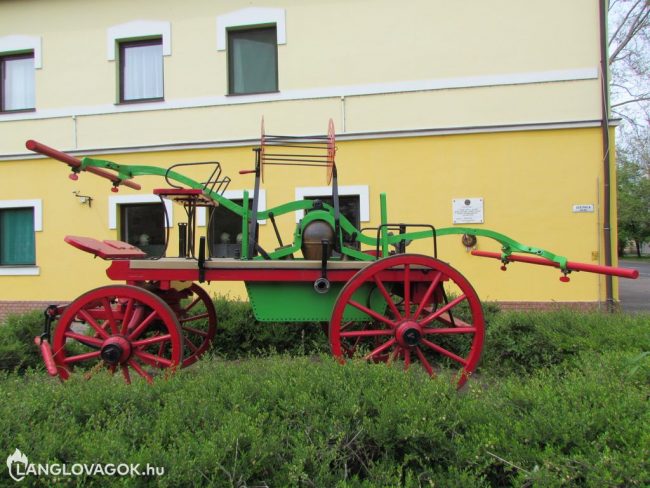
[453,198,484,224]
[572,204,594,213]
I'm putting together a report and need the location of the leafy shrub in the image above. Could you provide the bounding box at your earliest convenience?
[209,296,330,358]
[481,309,650,375]
[0,310,44,372]
[0,351,647,487]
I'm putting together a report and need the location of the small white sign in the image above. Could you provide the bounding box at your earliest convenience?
[453,198,484,224]
[572,204,594,213]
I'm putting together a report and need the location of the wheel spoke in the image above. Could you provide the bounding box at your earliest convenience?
[127,359,153,383]
[420,295,467,327]
[373,275,402,320]
[121,365,131,384]
[421,338,468,366]
[64,331,103,347]
[131,333,172,348]
[413,272,443,320]
[363,337,396,360]
[157,340,166,359]
[120,298,135,335]
[340,329,394,338]
[100,298,119,334]
[414,346,435,376]
[403,348,411,370]
[183,296,202,314]
[78,310,110,340]
[184,336,199,353]
[134,349,172,368]
[63,350,101,364]
[436,312,474,328]
[182,325,209,337]
[348,300,396,328]
[403,264,411,318]
[389,346,402,364]
[127,310,160,340]
[422,327,476,335]
[179,313,210,324]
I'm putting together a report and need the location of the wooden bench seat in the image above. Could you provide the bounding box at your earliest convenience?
[65,236,147,259]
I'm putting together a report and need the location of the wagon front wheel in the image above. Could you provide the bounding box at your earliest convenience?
[52,285,184,384]
[329,254,485,388]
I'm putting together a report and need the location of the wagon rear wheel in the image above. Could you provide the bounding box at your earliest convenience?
[329,254,485,388]
[52,285,184,384]
[176,284,217,367]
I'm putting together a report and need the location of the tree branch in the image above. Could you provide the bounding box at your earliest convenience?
[609,4,650,64]
[611,96,650,108]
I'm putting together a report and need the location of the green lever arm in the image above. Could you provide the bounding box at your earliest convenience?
[81,157,569,270]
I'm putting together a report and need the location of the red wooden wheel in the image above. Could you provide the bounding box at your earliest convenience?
[329,254,485,388]
[52,285,184,384]
[176,284,217,367]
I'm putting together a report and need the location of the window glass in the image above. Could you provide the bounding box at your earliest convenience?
[228,27,277,94]
[119,203,165,257]
[0,208,35,265]
[120,40,163,102]
[209,199,254,258]
[1,54,35,111]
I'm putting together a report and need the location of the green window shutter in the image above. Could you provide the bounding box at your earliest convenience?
[0,208,35,265]
[228,27,278,94]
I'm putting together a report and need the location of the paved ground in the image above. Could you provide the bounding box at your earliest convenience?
[619,259,650,313]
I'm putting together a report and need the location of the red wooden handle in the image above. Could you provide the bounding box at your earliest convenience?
[26,140,141,190]
[239,169,256,175]
[35,336,59,377]
[471,250,639,279]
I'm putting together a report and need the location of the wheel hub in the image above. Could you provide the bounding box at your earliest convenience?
[100,336,132,365]
[396,321,422,347]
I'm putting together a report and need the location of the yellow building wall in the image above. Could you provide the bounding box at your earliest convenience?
[0,127,615,305]
[0,0,602,153]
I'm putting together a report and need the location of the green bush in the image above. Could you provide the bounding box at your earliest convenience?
[481,309,650,375]
[0,310,44,372]
[0,351,647,487]
[209,296,330,358]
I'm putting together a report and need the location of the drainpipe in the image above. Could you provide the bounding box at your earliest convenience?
[599,0,614,311]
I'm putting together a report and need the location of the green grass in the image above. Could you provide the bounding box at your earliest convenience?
[1,301,649,486]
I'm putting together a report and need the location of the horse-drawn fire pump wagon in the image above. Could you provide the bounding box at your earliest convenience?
[26,120,638,388]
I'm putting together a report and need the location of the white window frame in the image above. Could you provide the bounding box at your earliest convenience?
[108,195,173,230]
[0,199,42,276]
[197,189,266,226]
[0,35,42,68]
[107,20,171,61]
[216,7,286,51]
[294,185,369,223]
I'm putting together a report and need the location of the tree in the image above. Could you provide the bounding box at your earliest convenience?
[609,0,650,136]
[617,129,650,256]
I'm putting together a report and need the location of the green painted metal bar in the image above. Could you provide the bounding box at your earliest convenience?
[80,157,569,269]
[81,158,245,215]
[380,193,388,257]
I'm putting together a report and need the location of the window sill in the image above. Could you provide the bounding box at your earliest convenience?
[116,97,165,105]
[0,266,40,276]
[0,108,36,115]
